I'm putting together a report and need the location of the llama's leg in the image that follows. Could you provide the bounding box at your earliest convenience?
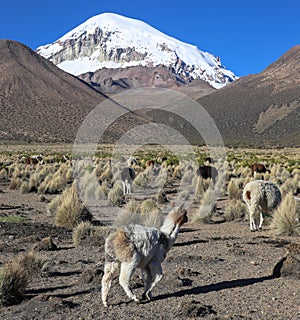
[249,203,258,231]
[119,260,139,303]
[258,212,264,230]
[128,182,132,195]
[143,260,162,301]
[101,261,119,307]
[122,181,126,195]
[141,266,152,300]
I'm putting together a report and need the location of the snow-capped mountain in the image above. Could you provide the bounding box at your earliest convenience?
[36,13,237,89]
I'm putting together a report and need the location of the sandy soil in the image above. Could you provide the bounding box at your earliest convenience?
[0,179,300,320]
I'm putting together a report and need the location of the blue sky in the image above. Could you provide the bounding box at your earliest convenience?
[0,0,299,76]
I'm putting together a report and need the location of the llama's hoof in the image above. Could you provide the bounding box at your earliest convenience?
[142,292,153,301]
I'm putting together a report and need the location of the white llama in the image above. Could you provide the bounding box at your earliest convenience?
[243,180,282,231]
[101,203,188,306]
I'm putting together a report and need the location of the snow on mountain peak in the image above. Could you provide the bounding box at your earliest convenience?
[36,12,237,89]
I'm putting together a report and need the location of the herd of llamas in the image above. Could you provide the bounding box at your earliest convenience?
[0,150,299,307]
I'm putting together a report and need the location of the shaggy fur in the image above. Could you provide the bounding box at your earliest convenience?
[243,180,282,231]
[101,204,188,307]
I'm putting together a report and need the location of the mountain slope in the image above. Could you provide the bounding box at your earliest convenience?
[78,64,215,99]
[36,12,237,89]
[198,45,300,147]
[0,40,108,143]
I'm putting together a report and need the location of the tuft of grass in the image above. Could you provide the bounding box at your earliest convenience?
[54,183,92,228]
[73,222,111,247]
[107,181,124,206]
[133,172,148,188]
[192,188,217,223]
[0,262,28,306]
[224,199,247,221]
[270,192,300,236]
[227,179,242,200]
[124,200,140,213]
[140,199,158,214]
[0,251,45,306]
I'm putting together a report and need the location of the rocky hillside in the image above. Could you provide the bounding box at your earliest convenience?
[78,64,215,99]
[198,45,300,147]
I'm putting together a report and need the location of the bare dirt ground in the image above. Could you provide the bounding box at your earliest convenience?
[0,178,300,320]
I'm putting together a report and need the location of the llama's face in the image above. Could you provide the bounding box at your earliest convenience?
[175,209,188,226]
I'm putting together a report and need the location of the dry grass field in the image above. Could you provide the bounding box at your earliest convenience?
[0,144,299,319]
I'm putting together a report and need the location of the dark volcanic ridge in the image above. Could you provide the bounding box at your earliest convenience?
[78,64,215,99]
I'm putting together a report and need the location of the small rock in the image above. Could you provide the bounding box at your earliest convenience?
[272,242,300,279]
[32,236,58,251]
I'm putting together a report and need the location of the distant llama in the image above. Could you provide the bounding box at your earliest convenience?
[250,163,270,177]
[196,165,218,183]
[120,157,137,195]
[101,203,188,306]
[243,180,282,231]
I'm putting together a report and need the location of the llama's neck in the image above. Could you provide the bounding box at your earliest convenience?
[161,222,181,252]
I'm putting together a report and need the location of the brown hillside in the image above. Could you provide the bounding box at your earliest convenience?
[198,45,300,147]
[0,40,107,143]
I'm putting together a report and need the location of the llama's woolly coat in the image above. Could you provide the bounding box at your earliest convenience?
[243,180,282,231]
[105,225,167,268]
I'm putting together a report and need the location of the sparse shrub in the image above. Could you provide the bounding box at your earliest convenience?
[181,170,193,184]
[73,222,111,247]
[270,192,300,236]
[55,183,92,228]
[124,200,140,213]
[192,188,217,223]
[9,177,21,190]
[20,181,30,194]
[0,168,8,179]
[280,178,298,196]
[227,179,242,200]
[0,262,28,306]
[140,199,158,214]
[177,190,190,202]
[133,172,148,188]
[0,251,44,306]
[46,193,63,216]
[224,199,247,221]
[172,165,181,179]
[16,251,45,277]
[107,182,124,206]
[99,166,112,182]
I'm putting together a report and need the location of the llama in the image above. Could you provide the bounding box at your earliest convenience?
[250,163,270,177]
[120,157,138,195]
[101,203,188,307]
[196,165,218,183]
[243,180,282,231]
[121,166,135,195]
